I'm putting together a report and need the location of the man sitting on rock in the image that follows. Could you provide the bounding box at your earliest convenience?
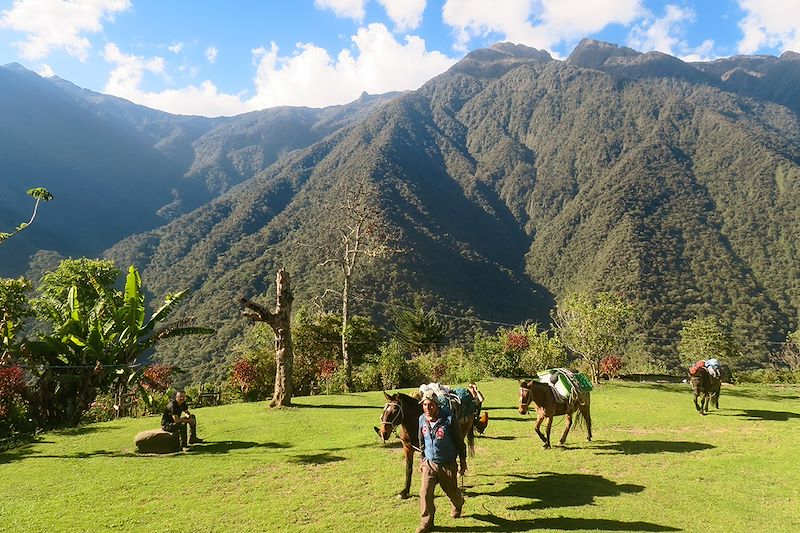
[161,390,203,450]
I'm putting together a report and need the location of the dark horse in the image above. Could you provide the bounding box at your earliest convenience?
[518,379,592,449]
[375,391,480,499]
[690,366,721,415]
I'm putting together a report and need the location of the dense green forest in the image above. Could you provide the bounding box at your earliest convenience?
[3,40,800,383]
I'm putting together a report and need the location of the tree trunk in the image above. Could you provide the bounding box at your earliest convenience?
[240,268,294,408]
[341,275,352,392]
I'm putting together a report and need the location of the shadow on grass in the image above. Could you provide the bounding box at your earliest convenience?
[593,440,714,455]
[726,409,800,421]
[190,440,291,454]
[480,435,516,441]
[437,514,681,532]
[293,403,376,410]
[486,416,530,422]
[487,472,644,511]
[288,451,345,465]
[54,425,123,436]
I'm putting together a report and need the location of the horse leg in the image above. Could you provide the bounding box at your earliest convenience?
[534,413,548,446]
[398,445,413,499]
[581,402,593,441]
[559,413,572,446]
[543,416,553,449]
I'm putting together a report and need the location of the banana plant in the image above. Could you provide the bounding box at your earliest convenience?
[23,265,214,427]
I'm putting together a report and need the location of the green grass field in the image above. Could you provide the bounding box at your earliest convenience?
[1,379,799,533]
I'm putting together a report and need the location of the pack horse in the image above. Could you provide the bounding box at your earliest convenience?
[518,369,593,449]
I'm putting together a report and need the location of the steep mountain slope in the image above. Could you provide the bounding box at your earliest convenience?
[106,41,800,380]
[0,64,399,275]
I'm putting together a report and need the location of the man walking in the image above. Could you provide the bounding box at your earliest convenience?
[416,390,466,533]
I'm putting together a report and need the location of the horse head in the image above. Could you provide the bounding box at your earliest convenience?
[376,391,403,444]
[518,380,534,415]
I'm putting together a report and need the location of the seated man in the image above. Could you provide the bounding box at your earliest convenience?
[161,390,203,449]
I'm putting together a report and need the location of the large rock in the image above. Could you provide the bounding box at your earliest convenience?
[134,429,180,454]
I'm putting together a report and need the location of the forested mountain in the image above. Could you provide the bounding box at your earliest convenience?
[4,39,800,382]
[0,63,398,274]
[101,39,800,382]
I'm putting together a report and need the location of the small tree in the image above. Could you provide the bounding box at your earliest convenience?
[0,188,53,245]
[678,316,737,368]
[778,329,800,371]
[552,291,633,383]
[391,304,449,356]
[519,324,567,375]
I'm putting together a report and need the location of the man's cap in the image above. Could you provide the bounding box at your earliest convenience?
[419,390,438,404]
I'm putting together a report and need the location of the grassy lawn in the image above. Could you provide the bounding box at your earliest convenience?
[1,379,799,533]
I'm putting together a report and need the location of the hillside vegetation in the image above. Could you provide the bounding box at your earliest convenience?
[103,40,800,381]
[1,380,798,532]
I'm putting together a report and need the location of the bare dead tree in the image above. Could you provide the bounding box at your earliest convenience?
[318,178,396,392]
[239,268,294,407]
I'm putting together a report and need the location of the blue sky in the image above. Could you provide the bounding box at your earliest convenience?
[1,0,799,117]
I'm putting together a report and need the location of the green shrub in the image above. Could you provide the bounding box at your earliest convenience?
[378,341,404,390]
[353,363,381,392]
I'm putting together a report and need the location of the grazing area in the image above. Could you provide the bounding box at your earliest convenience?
[1,380,799,533]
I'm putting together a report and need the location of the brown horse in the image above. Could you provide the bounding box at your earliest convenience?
[375,390,482,499]
[690,366,721,415]
[518,379,592,449]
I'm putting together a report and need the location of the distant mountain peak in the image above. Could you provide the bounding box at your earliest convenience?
[566,38,639,68]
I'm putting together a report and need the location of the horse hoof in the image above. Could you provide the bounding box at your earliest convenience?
[397,493,410,500]
[543,444,550,449]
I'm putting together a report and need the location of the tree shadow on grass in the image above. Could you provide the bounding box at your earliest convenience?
[288,451,345,465]
[293,403,376,410]
[437,514,681,532]
[726,409,800,421]
[593,440,715,455]
[487,472,644,511]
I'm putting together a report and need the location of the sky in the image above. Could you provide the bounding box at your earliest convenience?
[1,0,799,117]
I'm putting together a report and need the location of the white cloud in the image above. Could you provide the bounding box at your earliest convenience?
[314,0,367,21]
[627,5,718,61]
[628,4,693,53]
[377,0,426,31]
[737,0,800,54]
[168,42,184,54]
[102,43,245,117]
[442,0,644,52]
[37,63,55,77]
[206,46,218,64]
[0,0,131,61]
[247,23,455,109]
[99,25,453,117]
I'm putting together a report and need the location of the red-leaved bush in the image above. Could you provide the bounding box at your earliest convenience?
[505,332,529,352]
[230,358,262,395]
[0,366,26,417]
[600,355,623,379]
[141,364,175,392]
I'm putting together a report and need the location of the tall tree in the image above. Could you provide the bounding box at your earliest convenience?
[678,316,738,368]
[0,188,53,245]
[318,178,396,391]
[552,292,634,383]
[240,268,295,407]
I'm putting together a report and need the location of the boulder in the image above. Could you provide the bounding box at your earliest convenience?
[134,429,180,454]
